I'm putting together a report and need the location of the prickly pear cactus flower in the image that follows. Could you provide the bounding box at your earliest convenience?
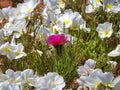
[47,34,69,46]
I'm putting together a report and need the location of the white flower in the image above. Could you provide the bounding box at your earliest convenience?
[2,19,27,37]
[44,0,65,10]
[12,19,27,34]
[8,7,26,21]
[36,72,65,90]
[58,9,74,28]
[107,61,117,68]
[36,50,43,56]
[96,22,113,38]
[84,59,96,69]
[21,69,36,86]
[0,84,21,90]
[77,66,89,76]
[98,72,120,89]
[0,6,11,22]
[5,69,22,85]
[13,43,27,59]
[85,0,102,13]
[20,0,40,15]
[112,4,120,13]
[0,42,16,60]
[85,5,94,13]
[52,24,63,33]
[0,41,26,60]
[108,44,120,57]
[102,0,116,12]
[84,69,103,89]
[3,22,13,36]
[0,69,22,90]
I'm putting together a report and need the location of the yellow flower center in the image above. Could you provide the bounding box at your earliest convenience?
[53,26,59,33]
[59,1,65,6]
[25,79,30,84]
[52,80,58,85]
[4,46,11,53]
[106,3,113,9]
[48,88,51,90]
[24,6,32,12]
[38,34,43,39]
[105,83,113,88]
[15,51,20,56]
[104,29,109,36]
[11,79,17,83]
[15,11,20,16]
[95,82,101,87]
[96,0,101,3]
[64,19,70,26]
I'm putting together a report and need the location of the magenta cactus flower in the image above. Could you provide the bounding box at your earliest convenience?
[47,34,69,57]
[47,34,69,46]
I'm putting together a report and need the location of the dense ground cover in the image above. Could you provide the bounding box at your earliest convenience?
[0,0,120,90]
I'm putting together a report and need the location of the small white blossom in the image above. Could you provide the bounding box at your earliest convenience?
[108,44,120,57]
[96,22,113,38]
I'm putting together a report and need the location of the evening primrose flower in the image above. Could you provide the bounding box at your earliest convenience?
[0,42,16,60]
[36,72,65,90]
[77,66,89,76]
[5,69,22,85]
[0,6,11,23]
[52,24,63,33]
[85,0,102,13]
[98,72,120,89]
[20,0,40,15]
[21,69,36,86]
[58,9,74,28]
[112,4,120,13]
[44,0,65,9]
[108,44,120,57]
[96,22,113,38]
[8,7,26,21]
[102,0,116,12]
[84,59,96,69]
[58,0,65,8]
[13,43,27,59]
[77,59,96,76]
[84,69,103,89]
[2,19,27,37]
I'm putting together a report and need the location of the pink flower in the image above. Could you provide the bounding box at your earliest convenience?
[47,34,69,46]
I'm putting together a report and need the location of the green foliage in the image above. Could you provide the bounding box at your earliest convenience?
[0,0,120,88]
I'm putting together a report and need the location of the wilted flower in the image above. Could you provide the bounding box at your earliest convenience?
[96,22,113,38]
